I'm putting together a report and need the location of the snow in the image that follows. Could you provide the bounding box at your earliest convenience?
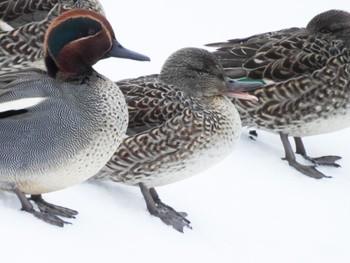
[2,1,350,262]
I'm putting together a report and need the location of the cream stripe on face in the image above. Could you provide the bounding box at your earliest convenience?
[0,97,47,113]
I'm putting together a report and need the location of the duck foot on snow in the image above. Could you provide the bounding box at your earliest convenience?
[279,133,332,179]
[14,189,77,227]
[294,137,341,167]
[139,183,192,233]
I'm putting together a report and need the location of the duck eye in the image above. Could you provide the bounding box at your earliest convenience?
[88,29,96,35]
[199,67,211,76]
[319,27,330,34]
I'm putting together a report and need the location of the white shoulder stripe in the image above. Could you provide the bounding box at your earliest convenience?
[0,21,13,32]
[0,97,47,113]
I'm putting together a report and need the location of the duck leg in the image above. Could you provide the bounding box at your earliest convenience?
[279,133,330,179]
[294,137,341,167]
[13,189,76,227]
[139,183,192,233]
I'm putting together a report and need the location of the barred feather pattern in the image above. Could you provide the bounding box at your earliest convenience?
[208,14,350,137]
[0,0,104,24]
[95,76,240,187]
[119,75,192,134]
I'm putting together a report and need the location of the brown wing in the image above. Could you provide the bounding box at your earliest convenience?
[207,27,342,83]
[117,75,191,135]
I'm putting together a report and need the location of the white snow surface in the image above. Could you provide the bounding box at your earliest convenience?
[2,1,350,262]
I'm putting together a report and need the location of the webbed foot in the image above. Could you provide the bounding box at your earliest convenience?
[14,190,77,227]
[282,157,331,179]
[300,155,341,167]
[294,137,341,167]
[280,133,331,179]
[139,183,192,233]
[30,194,78,219]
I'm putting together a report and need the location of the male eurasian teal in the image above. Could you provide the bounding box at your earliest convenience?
[0,0,104,73]
[0,9,149,226]
[93,48,258,232]
[206,9,350,179]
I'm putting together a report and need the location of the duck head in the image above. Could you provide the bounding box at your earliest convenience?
[307,10,350,42]
[44,9,150,78]
[159,48,258,101]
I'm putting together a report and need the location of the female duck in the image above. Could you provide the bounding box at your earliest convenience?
[0,9,149,226]
[94,48,258,232]
[207,9,350,179]
[0,0,105,73]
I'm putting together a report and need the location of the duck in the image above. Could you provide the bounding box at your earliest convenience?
[0,0,105,27]
[0,0,105,74]
[206,9,350,179]
[93,48,259,232]
[0,9,149,226]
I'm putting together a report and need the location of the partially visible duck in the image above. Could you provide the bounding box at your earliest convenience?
[0,0,104,28]
[0,0,105,73]
[93,48,258,232]
[206,9,350,179]
[0,9,149,226]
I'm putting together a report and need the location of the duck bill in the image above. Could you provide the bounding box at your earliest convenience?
[108,39,150,61]
[224,76,259,101]
[227,91,258,101]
